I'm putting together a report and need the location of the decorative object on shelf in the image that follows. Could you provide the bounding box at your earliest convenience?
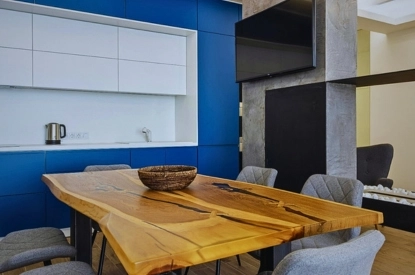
[138,165,197,191]
[363,185,415,206]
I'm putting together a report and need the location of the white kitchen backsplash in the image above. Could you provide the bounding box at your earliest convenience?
[0,87,176,145]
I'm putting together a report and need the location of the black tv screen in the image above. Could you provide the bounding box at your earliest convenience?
[235,0,316,83]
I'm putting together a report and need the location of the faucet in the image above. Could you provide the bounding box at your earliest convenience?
[142,127,152,142]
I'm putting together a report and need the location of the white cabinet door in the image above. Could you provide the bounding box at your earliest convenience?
[33,51,118,91]
[33,14,118,58]
[0,48,32,86]
[119,27,186,66]
[0,9,32,49]
[119,60,186,95]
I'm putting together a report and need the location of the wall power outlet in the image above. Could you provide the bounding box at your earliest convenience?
[66,132,89,140]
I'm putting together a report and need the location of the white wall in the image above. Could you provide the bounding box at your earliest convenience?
[0,87,176,145]
[370,28,415,190]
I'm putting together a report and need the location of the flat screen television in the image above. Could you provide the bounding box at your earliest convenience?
[235,0,316,83]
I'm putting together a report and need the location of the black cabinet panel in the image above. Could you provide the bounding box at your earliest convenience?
[265,83,326,192]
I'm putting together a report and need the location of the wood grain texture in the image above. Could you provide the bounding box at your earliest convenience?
[42,170,383,275]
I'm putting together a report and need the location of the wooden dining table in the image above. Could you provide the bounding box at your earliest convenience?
[42,169,383,275]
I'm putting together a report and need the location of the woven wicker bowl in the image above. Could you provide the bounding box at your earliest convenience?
[137,165,197,191]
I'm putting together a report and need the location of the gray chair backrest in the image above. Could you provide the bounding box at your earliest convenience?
[271,230,384,275]
[84,164,131,172]
[301,174,364,240]
[236,166,278,187]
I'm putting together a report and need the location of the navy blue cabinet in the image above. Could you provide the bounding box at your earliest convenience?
[0,193,46,236]
[0,152,46,196]
[131,147,197,168]
[35,0,126,18]
[165,147,197,167]
[45,149,130,173]
[197,0,240,36]
[125,0,197,29]
[0,151,46,236]
[198,145,239,180]
[198,31,239,146]
[131,148,166,168]
[45,149,131,228]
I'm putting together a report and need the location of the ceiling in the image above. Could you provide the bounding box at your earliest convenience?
[358,0,415,33]
[224,0,415,33]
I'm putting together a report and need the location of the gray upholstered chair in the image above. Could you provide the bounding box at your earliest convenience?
[20,261,95,275]
[84,164,131,275]
[258,230,384,275]
[0,227,76,273]
[291,174,364,251]
[357,143,394,188]
[236,166,278,187]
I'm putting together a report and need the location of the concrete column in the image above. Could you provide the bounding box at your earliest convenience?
[241,0,357,183]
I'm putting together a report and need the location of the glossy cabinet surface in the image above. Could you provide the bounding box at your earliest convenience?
[0,152,45,236]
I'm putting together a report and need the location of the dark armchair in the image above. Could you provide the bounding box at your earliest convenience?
[357,143,394,188]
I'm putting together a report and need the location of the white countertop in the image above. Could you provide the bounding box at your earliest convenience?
[0,142,198,152]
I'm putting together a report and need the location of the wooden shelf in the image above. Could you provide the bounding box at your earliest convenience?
[329,68,415,87]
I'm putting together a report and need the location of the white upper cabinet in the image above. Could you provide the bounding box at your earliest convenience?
[33,51,118,91]
[0,48,32,86]
[119,60,186,95]
[119,28,186,66]
[33,14,118,59]
[0,3,196,96]
[0,9,32,49]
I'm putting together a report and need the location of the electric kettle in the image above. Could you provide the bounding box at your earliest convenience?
[45,123,66,144]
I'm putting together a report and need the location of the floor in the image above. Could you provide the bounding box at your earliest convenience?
[2,226,415,275]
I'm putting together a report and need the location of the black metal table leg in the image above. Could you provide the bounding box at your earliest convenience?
[258,243,291,274]
[70,208,92,264]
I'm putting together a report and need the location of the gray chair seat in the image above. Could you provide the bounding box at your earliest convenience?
[0,227,76,272]
[259,230,384,275]
[20,261,95,275]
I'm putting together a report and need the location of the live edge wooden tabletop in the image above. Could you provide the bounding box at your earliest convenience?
[42,169,383,275]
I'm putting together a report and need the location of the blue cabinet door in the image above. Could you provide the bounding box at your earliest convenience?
[0,193,45,237]
[125,0,197,29]
[198,145,239,180]
[130,148,166,168]
[165,147,197,167]
[35,0,126,18]
[0,151,46,196]
[46,149,131,173]
[45,149,130,228]
[198,31,239,146]
[197,0,240,36]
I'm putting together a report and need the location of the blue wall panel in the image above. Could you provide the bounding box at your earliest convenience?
[125,0,197,29]
[165,147,197,167]
[198,145,239,179]
[0,152,46,196]
[35,0,126,18]
[131,148,166,168]
[0,193,45,236]
[198,31,239,146]
[198,0,240,35]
